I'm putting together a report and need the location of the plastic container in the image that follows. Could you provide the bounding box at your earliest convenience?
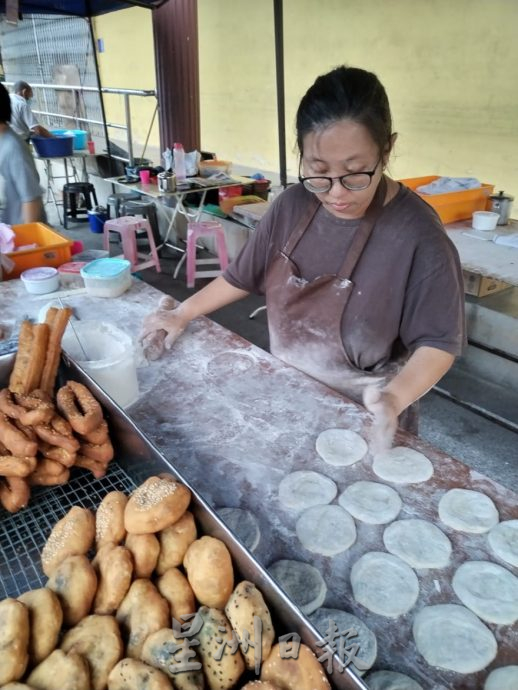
[5,223,72,279]
[71,248,109,262]
[50,129,88,150]
[472,211,499,232]
[399,176,495,224]
[20,266,59,294]
[87,209,108,234]
[173,142,186,183]
[32,134,74,158]
[61,321,139,408]
[58,261,87,288]
[198,159,232,178]
[81,258,132,298]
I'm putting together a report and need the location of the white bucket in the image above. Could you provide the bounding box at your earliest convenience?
[62,321,139,408]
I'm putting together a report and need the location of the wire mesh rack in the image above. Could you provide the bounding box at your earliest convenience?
[0,463,137,599]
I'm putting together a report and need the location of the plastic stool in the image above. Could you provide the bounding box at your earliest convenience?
[62,182,98,229]
[103,216,161,274]
[107,191,141,219]
[121,199,161,246]
[185,221,228,288]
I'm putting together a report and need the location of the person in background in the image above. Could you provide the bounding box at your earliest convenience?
[0,83,46,225]
[9,80,52,142]
[140,65,466,452]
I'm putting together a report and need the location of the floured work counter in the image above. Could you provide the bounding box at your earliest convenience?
[0,278,517,690]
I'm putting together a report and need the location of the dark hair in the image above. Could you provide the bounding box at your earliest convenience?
[13,80,31,94]
[0,83,11,123]
[296,65,393,158]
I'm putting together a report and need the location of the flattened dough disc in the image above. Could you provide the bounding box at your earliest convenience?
[316,428,367,466]
[338,481,401,525]
[382,519,452,569]
[452,560,518,625]
[350,552,419,618]
[372,446,433,484]
[278,470,337,512]
[267,559,326,615]
[216,507,260,552]
[438,488,499,534]
[412,604,497,673]
[296,504,356,557]
[488,519,518,567]
[485,666,518,690]
[309,607,377,675]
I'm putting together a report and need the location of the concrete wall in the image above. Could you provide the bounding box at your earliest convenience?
[198,0,518,196]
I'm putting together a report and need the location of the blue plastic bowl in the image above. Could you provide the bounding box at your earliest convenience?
[32,134,74,158]
[50,129,88,150]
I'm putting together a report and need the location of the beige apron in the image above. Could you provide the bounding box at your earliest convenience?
[264,177,418,433]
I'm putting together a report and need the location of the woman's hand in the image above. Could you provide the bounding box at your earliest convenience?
[363,385,400,455]
[139,296,189,359]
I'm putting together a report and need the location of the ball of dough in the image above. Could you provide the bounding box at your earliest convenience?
[27,649,90,690]
[115,580,169,659]
[60,615,123,690]
[124,532,160,578]
[46,554,98,627]
[41,506,95,576]
[183,536,234,609]
[108,658,173,690]
[156,511,197,574]
[156,567,196,622]
[92,544,133,615]
[17,588,63,666]
[0,598,29,685]
[124,476,191,534]
[260,643,331,690]
[96,491,128,549]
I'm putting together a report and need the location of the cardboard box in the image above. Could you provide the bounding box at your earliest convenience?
[462,270,511,297]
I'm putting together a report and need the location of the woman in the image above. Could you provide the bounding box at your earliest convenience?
[141,65,465,451]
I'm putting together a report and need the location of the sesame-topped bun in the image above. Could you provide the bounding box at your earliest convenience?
[41,506,95,577]
[124,476,191,535]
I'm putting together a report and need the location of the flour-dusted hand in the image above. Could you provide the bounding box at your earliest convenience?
[363,385,399,455]
[139,295,187,359]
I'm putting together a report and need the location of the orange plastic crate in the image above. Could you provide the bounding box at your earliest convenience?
[6,223,72,279]
[399,176,494,224]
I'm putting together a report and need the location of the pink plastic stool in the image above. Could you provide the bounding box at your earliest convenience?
[103,215,161,273]
[185,220,229,288]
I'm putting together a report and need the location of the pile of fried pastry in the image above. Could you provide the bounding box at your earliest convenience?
[0,308,113,513]
[0,474,331,690]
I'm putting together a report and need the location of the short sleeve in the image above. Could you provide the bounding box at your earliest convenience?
[400,233,466,356]
[23,102,38,130]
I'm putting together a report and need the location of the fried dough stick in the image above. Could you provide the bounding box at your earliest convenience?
[40,307,73,395]
[9,322,49,394]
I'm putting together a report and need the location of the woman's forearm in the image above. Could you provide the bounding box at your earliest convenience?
[177,276,250,323]
[383,346,455,415]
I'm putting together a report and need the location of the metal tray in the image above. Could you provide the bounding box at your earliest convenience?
[0,353,366,690]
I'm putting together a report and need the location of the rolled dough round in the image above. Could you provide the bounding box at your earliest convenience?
[338,481,402,525]
[316,428,368,467]
[412,604,497,673]
[372,446,433,484]
[296,504,356,556]
[382,519,452,569]
[267,559,326,615]
[350,552,419,618]
[365,670,423,690]
[485,666,518,690]
[438,488,499,534]
[309,607,377,675]
[216,507,260,552]
[452,560,518,625]
[488,519,518,567]
[278,470,337,512]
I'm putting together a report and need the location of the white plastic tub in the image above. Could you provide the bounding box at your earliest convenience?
[20,266,59,294]
[472,211,499,232]
[80,258,131,298]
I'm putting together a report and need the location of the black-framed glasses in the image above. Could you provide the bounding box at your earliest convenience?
[298,156,382,193]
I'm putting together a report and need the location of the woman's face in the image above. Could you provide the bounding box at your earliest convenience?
[301,119,384,220]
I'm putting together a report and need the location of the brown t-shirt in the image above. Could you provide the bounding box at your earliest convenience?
[224,182,466,371]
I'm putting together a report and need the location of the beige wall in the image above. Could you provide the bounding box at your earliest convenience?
[93,7,159,162]
[198,0,518,196]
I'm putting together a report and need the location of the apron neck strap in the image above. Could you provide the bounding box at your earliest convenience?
[281,191,321,256]
[337,175,387,280]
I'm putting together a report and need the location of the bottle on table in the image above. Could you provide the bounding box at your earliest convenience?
[173,142,186,183]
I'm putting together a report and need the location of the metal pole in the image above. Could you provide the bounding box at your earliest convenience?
[31,15,50,124]
[273,0,287,188]
[87,17,111,158]
[124,94,134,166]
